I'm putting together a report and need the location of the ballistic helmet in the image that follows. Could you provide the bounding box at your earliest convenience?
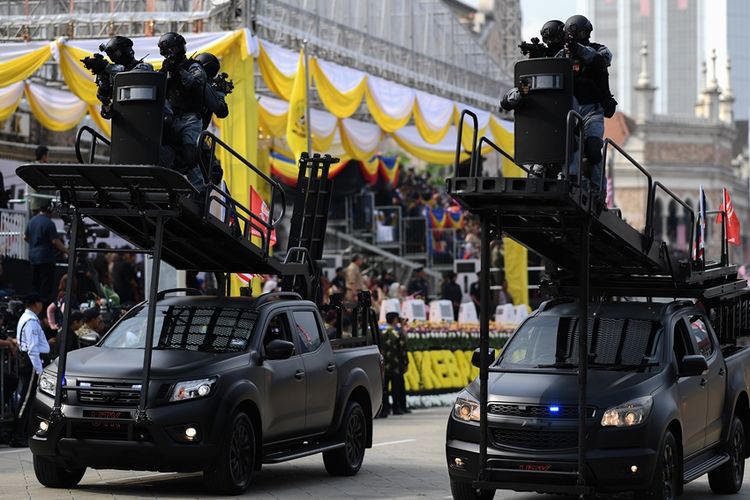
[99,36,135,65]
[540,20,565,45]
[564,15,593,41]
[195,52,220,79]
[158,32,186,58]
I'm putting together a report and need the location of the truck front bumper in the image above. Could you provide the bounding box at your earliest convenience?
[29,391,225,472]
[446,418,659,494]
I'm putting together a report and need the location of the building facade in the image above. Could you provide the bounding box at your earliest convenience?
[580,0,750,120]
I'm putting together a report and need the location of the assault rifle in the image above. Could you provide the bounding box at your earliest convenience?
[518,37,548,58]
[213,72,234,95]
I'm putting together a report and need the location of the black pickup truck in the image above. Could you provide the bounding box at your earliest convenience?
[30,292,383,494]
[446,298,750,499]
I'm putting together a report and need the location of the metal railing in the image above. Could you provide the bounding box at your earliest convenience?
[373,205,403,251]
[403,216,428,257]
[0,209,28,260]
[429,227,461,268]
[347,192,375,237]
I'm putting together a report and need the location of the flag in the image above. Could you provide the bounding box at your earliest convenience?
[250,186,277,246]
[640,0,650,16]
[606,176,614,208]
[715,188,741,246]
[694,185,708,263]
[285,48,308,161]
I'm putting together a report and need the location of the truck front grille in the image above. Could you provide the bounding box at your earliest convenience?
[488,403,595,419]
[491,428,578,450]
[77,381,141,407]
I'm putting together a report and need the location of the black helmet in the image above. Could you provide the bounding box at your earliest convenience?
[540,20,565,45]
[564,15,593,41]
[158,32,186,59]
[99,36,134,65]
[195,52,220,79]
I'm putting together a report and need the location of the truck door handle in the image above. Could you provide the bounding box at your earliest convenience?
[719,368,725,376]
[295,369,305,380]
[327,362,336,373]
[700,378,707,387]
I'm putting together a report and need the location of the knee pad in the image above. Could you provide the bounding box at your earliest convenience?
[584,137,603,165]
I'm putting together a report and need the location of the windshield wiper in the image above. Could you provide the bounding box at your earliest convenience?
[536,362,578,369]
[589,361,659,371]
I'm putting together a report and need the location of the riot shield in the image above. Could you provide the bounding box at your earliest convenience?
[513,58,573,166]
[110,71,166,165]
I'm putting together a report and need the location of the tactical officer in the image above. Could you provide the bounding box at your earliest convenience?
[557,14,617,200]
[158,32,207,192]
[84,36,152,119]
[540,20,565,57]
[195,52,231,184]
[500,19,565,111]
[194,52,230,129]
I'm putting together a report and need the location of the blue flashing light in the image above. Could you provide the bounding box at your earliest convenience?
[549,406,560,414]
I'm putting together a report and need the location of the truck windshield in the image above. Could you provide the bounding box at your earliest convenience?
[498,315,662,370]
[101,304,256,353]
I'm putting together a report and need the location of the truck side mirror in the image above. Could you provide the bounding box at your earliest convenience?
[264,339,295,360]
[471,348,496,368]
[679,355,708,377]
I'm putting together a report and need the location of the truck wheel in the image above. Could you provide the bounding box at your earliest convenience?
[709,416,745,494]
[323,400,366,476]
[33,455,85,488]
[203,412,255,494]
[449,478,495,500]
[647,431,679,500]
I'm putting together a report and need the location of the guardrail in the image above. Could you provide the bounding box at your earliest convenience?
[0,209,28,260]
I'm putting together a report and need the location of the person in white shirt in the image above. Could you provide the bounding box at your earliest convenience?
[13,292,49,447]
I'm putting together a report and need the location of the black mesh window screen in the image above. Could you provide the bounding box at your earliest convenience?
[158,306,256,352]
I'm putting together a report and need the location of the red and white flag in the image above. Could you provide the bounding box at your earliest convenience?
[250,186,277,246]
[640,0,650,16]
[715,187,741,246]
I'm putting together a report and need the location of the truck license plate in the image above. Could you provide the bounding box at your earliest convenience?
[518,464,551,471]
[82,410,130,419]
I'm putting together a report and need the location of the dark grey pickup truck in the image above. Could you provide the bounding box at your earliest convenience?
[447,298,750,499]
[30,292,383,494]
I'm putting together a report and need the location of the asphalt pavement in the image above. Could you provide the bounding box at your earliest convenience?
[0,407,748,499]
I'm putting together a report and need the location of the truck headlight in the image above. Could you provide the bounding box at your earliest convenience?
[453,395,481,422]
[169,377,217,402]
[601,396,653,427]
[38,372,56,397]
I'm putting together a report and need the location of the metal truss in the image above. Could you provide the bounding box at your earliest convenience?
[0,0,236,40]
[251,0,512,109]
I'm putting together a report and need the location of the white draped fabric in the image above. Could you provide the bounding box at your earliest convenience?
[415,91,455,131]
[315,58,366,94]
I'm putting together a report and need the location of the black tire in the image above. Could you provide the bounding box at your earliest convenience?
[33,455,86,488]
[323,401,367,476]
[203,412,255,495]
[449,478,496,500]
[709,416,745,494]
[647,431,679,500]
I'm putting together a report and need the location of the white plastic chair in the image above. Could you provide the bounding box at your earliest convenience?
[429,300,454,322]
[458,302,479,324]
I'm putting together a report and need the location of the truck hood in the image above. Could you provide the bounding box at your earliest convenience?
[468,369,662,409]
[49,346,248,380]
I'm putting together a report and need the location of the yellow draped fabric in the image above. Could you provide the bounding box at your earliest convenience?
[414,101,452,145]
[24,83,88,132]
[392,133,470,165]
[310,58,366,119]
[57,43,100,106]
[491,118,528,306]
[257,42,294,100]
[88,105,112,137]
[0,82,24,121]
[285,49,308,161]
[218,35,261,296]
[364,89,412,133]
[0,44,52,87]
